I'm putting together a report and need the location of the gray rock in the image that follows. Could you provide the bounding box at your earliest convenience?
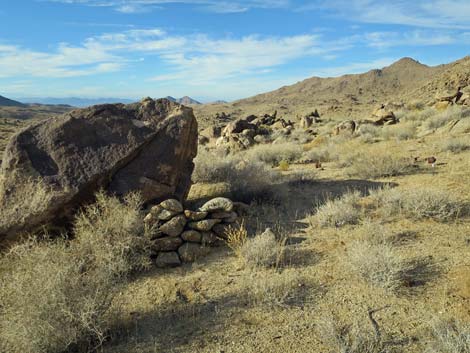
[152,236,183,251]
[188,219,221,231]
[199,197,234,212]
[178,243,210,263]
[181,230,202,243]
[155,251,181,268]
[0,98,198,242]
[159,215,186,237]
[184,210,208,221]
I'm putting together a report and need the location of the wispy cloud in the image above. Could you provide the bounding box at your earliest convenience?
[44,0,290,13]
[299,0,470,29]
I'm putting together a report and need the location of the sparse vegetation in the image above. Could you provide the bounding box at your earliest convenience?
[370,186,464,221]
[345,153,411,179]
[313,190,362,227]
[427,318,470,353]
[239,229,285,268]
[0,192,151,353]
[440,136,470,153]
[244,142,303,166]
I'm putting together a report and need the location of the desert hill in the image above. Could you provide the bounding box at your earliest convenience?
[166,96,202,105]
[194,56,469,126]
[0,95,25,107]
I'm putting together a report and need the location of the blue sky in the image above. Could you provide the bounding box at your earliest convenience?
[0,0,469,102]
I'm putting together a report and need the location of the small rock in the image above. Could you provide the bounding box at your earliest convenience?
[200,197,234,212]
[150,205,178,221]
[144,212,155,224]
[155,251,181,268]
[178,243,210,263]
[159,199,183,213]
[184,210,208,221]
[188,219,221,231]
[159,215,186,237]
[181,230,202,243]
[152,236,183,251]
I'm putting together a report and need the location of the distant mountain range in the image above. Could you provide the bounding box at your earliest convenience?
[15,97,136,107]
[0,95,26,107]
[165,96,202,105]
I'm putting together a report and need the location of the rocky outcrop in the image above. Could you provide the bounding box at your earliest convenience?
[372,105,398,125]
[144,197,242,267]
[333,120,356,135]
[0,98,198,242]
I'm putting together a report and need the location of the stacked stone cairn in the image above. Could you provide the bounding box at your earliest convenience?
[144,197,245,267]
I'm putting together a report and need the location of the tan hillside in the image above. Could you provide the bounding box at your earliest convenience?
[194,57,470,126]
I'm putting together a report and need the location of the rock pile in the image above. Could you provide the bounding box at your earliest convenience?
[434,86,470,108]
[144,197,245,267]
[215,111,296,151]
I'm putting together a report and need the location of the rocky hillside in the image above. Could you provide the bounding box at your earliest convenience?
[166,96,202,105]
[194,56,470,125]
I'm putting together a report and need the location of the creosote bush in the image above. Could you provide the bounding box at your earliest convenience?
[345,153,411,179]
[244,142,303,166]
[239,228,285,268]
[313,191,362,228]
[370,186,464,221]
[193,148,281,202]
[0,192,151,353]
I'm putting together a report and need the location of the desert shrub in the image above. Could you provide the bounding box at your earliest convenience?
[423,106,463,130]
[73,191,151,276]
[314,191,362,227]
[427,318,470,353]
[0,176,54,233]
[239,229,285,268]
[245,269,304,306]
[348,230,437,292]
[346,153,411,179]
[0,192,151,353]
[193,149,280,202]
[244,142,303,166]
[319,316,392,353]
[381,123,417,141]
[303,145,332,162]
[440,136,470,153]
[370,186,464,221]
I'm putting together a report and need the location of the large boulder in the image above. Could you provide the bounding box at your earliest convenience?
[0,98,198,242]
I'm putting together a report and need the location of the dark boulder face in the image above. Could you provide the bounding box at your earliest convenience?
[0,98,198,241]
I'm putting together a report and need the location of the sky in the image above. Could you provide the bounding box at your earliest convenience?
[0,0,469,102]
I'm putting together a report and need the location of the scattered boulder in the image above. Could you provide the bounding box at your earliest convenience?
[222,119,256,137]
[333,120,356,135]
[372,105,398,125]
[300,115,313,129]
[0,98,198,242]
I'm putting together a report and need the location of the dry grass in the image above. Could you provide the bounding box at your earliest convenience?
[422,106,463,130]
[243,142,303,166]
[313,190,362,228]
[440,136,470,153]
[0,192,151,353]
[244,268,306,307]
[427,318,470,353]
[380,123,417,141]
[225,221,248,257]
